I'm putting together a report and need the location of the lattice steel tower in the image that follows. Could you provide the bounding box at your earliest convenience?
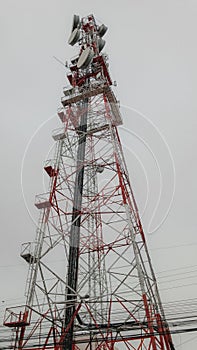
[4,14,175,350]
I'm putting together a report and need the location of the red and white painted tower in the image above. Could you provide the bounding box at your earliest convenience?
[4,14,175,350]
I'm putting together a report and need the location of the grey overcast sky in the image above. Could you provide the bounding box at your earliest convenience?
[0,0,197,348]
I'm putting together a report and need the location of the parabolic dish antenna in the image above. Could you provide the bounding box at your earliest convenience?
[98,38,106,52]
[98,24,108,37]
[77,47,94,69]
[72,14,80,31]
[68,28,80,46]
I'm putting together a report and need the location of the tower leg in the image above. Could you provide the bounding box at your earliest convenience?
[63,100,88,350]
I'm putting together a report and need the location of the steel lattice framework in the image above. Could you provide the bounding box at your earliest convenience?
[4,14,175,350]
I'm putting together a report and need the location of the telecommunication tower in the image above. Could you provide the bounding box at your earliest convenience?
[4,14,175,350]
